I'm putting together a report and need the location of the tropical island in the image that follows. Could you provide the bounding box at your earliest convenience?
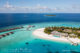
[33,26,80,46]
[45,15,56,16]
[44,26,80,39]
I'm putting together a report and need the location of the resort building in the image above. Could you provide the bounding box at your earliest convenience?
[51,31,68,37]
[69,34,77,38]
[63,29,72,33]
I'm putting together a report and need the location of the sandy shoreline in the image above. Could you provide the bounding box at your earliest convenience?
[33,28,80,44]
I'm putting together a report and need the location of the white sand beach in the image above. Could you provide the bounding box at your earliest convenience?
[33,28,80,44]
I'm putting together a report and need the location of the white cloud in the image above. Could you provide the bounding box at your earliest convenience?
[4,1,13,8]
[0,2,80,13]
[72,5,80,11]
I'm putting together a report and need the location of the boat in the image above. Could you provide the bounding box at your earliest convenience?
[71,43,78,46]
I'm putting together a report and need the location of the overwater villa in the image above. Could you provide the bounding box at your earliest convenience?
[6,33,9,35]
[0,36,2,39]
[0,32,14,39]
[0,26,23,32]
[9,32,14,34]
[1,34,6,37]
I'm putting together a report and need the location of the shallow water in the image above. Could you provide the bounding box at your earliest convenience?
[0,22,80,53]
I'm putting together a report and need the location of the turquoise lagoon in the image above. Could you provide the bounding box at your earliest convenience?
[0,22,80,53]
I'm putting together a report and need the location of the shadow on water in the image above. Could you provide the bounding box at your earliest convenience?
[55,51,59,53]
[25,42,29,45]
[70,50,80,53]
[47,51,53,53]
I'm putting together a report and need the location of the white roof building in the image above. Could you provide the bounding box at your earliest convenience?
[51,31,68,37]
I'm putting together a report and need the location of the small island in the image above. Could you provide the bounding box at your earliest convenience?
[33,26,80,46]
[45,15,56,16]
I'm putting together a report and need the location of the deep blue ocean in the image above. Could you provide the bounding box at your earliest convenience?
[0,13,80,28]
[0,13,80,53]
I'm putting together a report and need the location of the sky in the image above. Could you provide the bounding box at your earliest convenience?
[0,0,80,13]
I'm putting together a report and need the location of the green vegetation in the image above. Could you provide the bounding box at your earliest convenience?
[44,27,53,34]
[44,26,80,39]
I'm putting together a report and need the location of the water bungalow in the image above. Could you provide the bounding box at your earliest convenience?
[0,26,24,32]
[1,34,6,37]
[0,36,2,39]
[0,32,14,39]
[9,32,14,34]
[6,33,9,35]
